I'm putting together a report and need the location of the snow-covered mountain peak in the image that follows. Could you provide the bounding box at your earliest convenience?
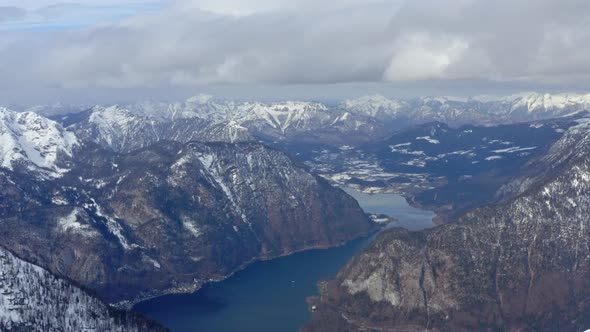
[89,104,144,125]
[342,94,394,107]
[0,107,78,176]
[229,101,331,133]
[508,92,590,112]
[343,94,390,104]
[339,95,406,117]
[240,100,327,112]
[418,96,469,104]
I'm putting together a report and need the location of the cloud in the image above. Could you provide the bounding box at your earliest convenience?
[2,0,590,103]
[33,1,400,88]
[0,6,26,22]
[0,1,163,31]
[383,32,471,81]
[0,1,160,11]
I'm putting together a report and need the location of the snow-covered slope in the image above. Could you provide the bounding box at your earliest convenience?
[231,101,333,134]
[508,92,590,114]
[37,91,590,149]
[496,115,590,199]
[0,107,78,176]
[152,92,590,141]
[341,93,590,126]
[340,95,407,118]
[0,246,166,331]
[67,105,253,152]
[124,96,388,145]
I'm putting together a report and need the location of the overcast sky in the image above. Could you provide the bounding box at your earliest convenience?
[1,0,589,105]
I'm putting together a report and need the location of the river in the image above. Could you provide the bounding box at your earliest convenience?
[133,188,435,332]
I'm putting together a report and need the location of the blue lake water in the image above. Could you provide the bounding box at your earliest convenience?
[133,188,435,332]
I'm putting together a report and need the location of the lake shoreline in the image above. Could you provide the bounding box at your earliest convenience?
[133,188,436,332]
[126,225,381,311]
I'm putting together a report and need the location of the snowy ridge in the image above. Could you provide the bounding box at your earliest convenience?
[71,104,254,152]
[232,101,331,133]
[25,91,590,149]
[0,107,78,176]
[340,94,406,117]
[87,105,155,147]
[508,92,590,113]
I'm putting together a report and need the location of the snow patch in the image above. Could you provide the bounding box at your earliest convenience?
[492,146,537,153]
[416,136,440,144]
[182,218,203,238]
[57,208,96,237]
[0,108,78,176]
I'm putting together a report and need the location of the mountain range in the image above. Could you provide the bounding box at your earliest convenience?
[15,92,590,147]
[0,106,374,321]
[3,91,590,330]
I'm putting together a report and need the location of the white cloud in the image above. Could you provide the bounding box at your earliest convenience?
[383,33,470,81]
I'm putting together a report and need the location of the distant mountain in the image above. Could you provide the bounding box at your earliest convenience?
[0,246,166,332]
[304,115,590,332]
[486,92,590,119]
[57,105,252,152]
[67,97,388,146]
[0,109,374,307]
[20,91,590,148]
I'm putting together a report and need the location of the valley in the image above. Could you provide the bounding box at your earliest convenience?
[133,189,435,332]
[3,2,590,330]
[2,92,590,331]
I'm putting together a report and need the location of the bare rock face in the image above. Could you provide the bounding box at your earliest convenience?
[305,125,590,331]
[0,140,374,305]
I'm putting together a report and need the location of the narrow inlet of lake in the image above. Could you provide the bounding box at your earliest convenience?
[342,188,436,231]
[133,188,435,332]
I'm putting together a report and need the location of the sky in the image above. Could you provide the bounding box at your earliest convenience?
[1,0,590,105]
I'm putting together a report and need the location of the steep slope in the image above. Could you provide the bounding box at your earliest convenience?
[305,123,590,331]
[62,105,252,152]
[0,108,78,177]
[132,98,389,146]
[497,116,590,200]
[0,140,374,306]
[0,246,167,332]
[489,92,590,120]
